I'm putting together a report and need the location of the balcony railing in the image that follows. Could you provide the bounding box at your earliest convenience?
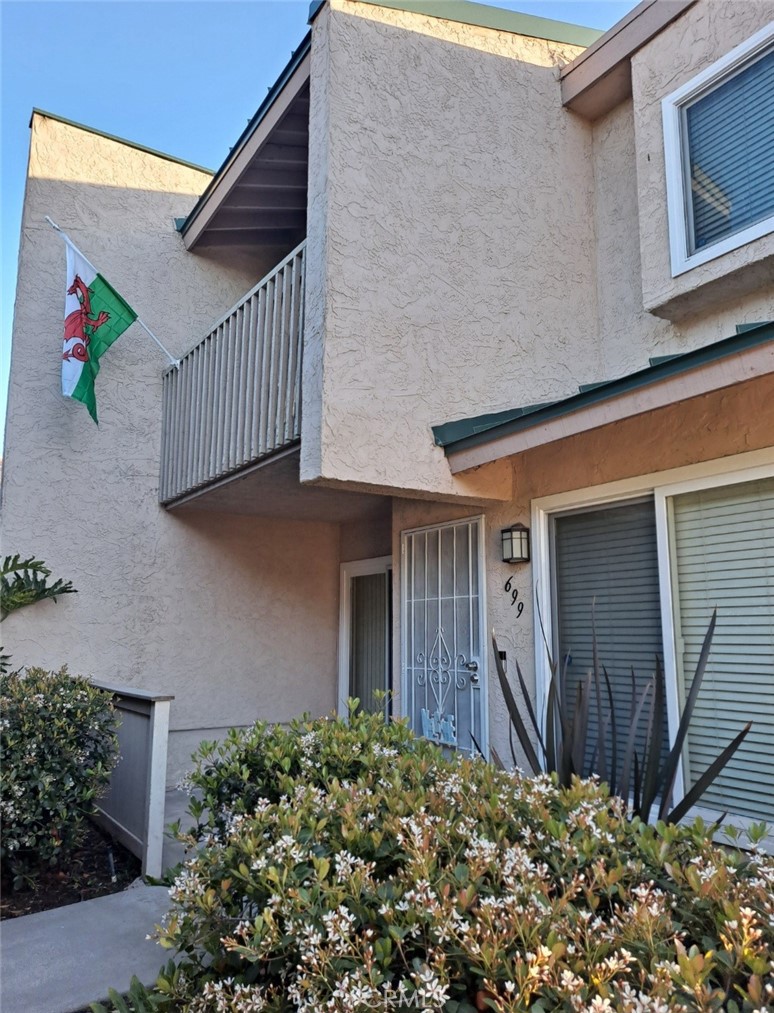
[160,241,305,503]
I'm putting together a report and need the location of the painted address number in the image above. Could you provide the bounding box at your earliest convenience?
[504,576,524,617]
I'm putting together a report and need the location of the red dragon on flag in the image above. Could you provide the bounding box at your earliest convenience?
[62,275,110,364]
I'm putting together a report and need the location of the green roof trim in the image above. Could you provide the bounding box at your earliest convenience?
[736,321,772,334]
[433,402,555,447]
[435,321,774,455]
[310,0,600,46]
[30,108,214,175]
[181,33,311,237]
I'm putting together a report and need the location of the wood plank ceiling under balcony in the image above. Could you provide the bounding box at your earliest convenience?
[180,39,310,251]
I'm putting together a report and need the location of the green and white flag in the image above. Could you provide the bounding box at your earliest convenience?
[62,244,137,424]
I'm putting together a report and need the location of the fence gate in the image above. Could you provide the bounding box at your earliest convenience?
[401,518,487,755]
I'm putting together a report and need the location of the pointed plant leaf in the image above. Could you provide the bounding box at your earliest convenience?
[603,666,617,795]
[619,679,653,807]
[508,722,520,769]
[492,634,541,774]
[667,723,751,825]
[591,604,607,783]
[545,673,558,773]
[515,657,547,760]
[571,671,592,778]
[641,658,665,822]
[658,610,717,821]
[470,732,485,760]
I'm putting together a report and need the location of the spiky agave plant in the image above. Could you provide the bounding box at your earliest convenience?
[493,610,751,824]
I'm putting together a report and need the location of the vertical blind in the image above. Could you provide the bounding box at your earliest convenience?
[554,499,667,780]
[349,572,390,715]
[684,45,774,252]
[671,477,774,822]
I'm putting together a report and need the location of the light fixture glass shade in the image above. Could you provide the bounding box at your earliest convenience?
[501,524,530,563]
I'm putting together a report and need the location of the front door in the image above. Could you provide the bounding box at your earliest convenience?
[401,517,487,755]
[339,557,392,716]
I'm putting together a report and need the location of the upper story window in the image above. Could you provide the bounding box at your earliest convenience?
[662,24,774,277]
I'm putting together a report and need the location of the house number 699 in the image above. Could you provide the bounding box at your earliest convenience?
[504,576,524,617]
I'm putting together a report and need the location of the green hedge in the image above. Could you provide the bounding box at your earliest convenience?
[119,709,774,1012]
[1,667,119,883]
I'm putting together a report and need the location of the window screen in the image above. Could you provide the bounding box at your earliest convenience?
[553,499,667,782]
[684,45,774,252]
[671,477,774,822]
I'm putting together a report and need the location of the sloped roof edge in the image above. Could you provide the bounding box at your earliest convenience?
[180,33,312,239]
[436,321,774,455]
[309,0,601,47]
[30,109,214,175]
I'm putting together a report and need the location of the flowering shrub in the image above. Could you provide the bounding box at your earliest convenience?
[0,666,119,882]
[134,710,774,1012]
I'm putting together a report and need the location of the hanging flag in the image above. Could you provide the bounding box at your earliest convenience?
[62,245,137,424]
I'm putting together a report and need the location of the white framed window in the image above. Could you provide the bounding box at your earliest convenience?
[532,450,774,844]
[662,23,774,277]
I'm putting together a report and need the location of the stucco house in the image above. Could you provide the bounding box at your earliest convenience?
[3,0,773,843]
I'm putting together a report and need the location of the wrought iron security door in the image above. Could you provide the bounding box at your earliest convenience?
[401,518,487,755]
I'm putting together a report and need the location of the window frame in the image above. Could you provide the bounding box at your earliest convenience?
[662,22,774,277]
[532,448,774,843]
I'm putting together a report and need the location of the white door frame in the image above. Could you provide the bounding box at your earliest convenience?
[338,556,392,717]
[399,515,489,757]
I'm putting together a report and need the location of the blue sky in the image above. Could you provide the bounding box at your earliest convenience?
[0,0,637,450]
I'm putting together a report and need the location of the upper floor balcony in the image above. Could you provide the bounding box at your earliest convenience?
[159,242,306,504]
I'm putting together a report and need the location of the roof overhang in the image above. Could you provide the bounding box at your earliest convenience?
[440,322,774,473]
[181,35,311,250]
[560,0,696,120]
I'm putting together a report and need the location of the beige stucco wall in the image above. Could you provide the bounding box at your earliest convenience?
[592,97,774,379]
[303,0,596,502]
[2,115,340,782]
[632,0,774,321]
[339,507,392,562]
[391,375,774,765]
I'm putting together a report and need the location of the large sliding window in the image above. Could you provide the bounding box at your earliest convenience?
[553,499,667,780]
[670,477,774,822]
[542,467,774,832]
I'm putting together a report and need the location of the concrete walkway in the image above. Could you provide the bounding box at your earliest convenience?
[0,884,171,1013]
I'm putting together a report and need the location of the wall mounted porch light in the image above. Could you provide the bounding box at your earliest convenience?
[501,524,530,564]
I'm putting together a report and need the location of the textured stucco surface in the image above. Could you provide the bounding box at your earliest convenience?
[392,375,774,766]
[2,116,341,782]
[339,506,392,562]
[302,0,595,500]
[632,0,774,320]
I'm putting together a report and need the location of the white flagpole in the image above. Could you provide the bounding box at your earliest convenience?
[45,216,180,369]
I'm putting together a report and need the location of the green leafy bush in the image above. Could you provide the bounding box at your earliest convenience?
[0,666,119,882]
[133,710,773,1011]
[0,554,77,620]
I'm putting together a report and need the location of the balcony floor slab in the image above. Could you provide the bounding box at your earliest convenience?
[166,446,390,523]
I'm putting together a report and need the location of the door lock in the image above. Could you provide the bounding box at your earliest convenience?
[465,660,480,684]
